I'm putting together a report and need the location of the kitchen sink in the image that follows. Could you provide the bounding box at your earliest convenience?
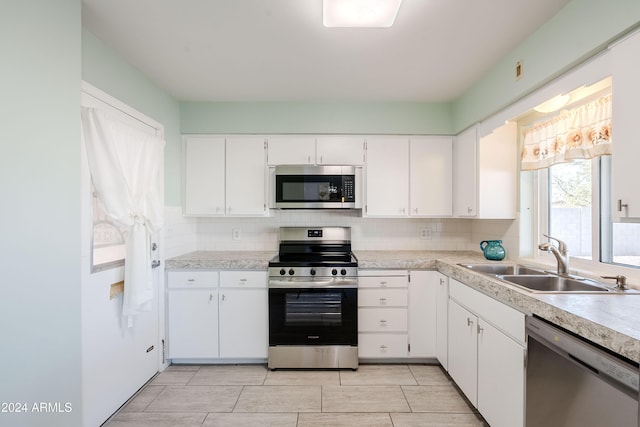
[459,263,546,276]
[499,274,640,293]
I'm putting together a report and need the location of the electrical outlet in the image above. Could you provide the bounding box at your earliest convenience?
[420,227,432,240]
[232,228,241,240]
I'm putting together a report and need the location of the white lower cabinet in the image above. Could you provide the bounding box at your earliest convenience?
[358,270,409,358]
[407,270,437,358]
[358,270,437,360]
[167,270,267,360]
[435,273,449,369]
[447,279,525,427]
[168,289,219,359]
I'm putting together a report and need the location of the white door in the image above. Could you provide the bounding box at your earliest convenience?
[219,289,268,358]
[409,137,453,216]
[435,273,449,370]
[168,289,219,358]
[453,125,478,217]
[316,136,365,165]
[226,136,267,216]
[267,136,316,165]
[183,136,226,215]
[408,271,437,358]
[365,137,409,216]
[80,83,164,426]
[447,299,478,406]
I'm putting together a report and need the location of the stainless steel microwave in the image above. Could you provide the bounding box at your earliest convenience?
[274,165,360,209]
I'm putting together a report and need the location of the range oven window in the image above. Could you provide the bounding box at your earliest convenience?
[269,287,357,346]
[285,292,342,326]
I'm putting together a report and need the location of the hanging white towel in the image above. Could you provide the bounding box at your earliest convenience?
[81,107,165,326]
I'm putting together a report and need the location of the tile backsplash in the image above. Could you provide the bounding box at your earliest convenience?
[164,206,519,258]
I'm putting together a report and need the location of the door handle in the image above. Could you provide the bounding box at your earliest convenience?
[151,260,161,269]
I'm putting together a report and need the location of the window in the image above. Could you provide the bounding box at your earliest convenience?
[91,183,126,271]
[548,159,592,261]
[539,156,640,268]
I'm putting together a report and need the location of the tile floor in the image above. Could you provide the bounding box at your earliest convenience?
[105,364,488,427]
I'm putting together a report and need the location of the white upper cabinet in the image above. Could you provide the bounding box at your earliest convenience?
[267,136,365,165]
[365,137,410,217]
[453,126,478,217]
[267,136,316,165]
[316,136,365,165]
[184,136,226,216]
[226,136,267,216]
[409,137,453,217]
[478,122,517,219]
[183,135,267,217]
[453,122,517,219]
[611,30,640,219]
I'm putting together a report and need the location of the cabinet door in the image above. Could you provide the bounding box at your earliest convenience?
[183,136,225,215]
[409,137,453,217]
[316,136,364,165]
[453,126,478,217]
[435,273,449,370]
[408,271,437,358]
[478,122,517,219]
[447,299,478,407]
[477,319,525,427]
[365,137,409,217]
[612,31,640,219]
[218,289,268,358]
[168,289,218,359]
[226,137,267,216]
[267,136,315,165]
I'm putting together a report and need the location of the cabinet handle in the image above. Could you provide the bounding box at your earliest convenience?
[221,294,226,301]
[467,318,474,327]
[439,278,445,286]
[320,155,323,164]
[379,281,387,287]
[379,298,387,305]
[380,345,388,350]
[239,278,247,284]
[467,206,473,214]
[379,319,387,327]
[209,293,213,301]
[308,155,311,164]
[477,324,484,334]
[187,278,195,282]
[618,199,628,212]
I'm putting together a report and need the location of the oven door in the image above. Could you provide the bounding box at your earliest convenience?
[269,286,357,346]
[274,165,356,209]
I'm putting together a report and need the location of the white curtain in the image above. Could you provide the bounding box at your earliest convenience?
[81,107,165,326]
[521,94,612,170]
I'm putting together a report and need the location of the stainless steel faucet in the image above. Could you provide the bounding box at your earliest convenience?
[538,234,569,276]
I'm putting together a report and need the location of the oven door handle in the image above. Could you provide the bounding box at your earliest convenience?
[268,279,357,289]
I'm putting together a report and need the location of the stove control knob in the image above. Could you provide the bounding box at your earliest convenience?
[279,269,286,276]
[310,269,316,276]
[331,268,338,276]
[288,269,295,276]
[341,269,347,276]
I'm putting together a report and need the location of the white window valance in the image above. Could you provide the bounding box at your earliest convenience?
[521,94,612,171]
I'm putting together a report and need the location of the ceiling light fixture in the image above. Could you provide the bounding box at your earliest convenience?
[533,94,571,113]
[323,0,403,28]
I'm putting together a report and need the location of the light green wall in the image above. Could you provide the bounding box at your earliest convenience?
[453,0,640,132]
[82,28,182,206]
[180,101,453,135]
[0,1,82,426]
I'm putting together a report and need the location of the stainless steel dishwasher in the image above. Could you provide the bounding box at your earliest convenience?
[526,316,639,427]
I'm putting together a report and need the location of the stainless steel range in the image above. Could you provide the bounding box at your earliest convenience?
[268,227,358,370]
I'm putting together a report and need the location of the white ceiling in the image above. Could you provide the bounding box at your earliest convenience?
[82,0,571,103]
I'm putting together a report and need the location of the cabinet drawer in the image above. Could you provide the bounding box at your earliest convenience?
[168,271,219,288]
[220,270,267,288]
[358,308,408,332]
[359,275,408,289]
[358,289,407,307]
[449,279,525,343]
[358,333,408,358]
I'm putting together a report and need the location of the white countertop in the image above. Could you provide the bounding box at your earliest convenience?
[166,250,640,362]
